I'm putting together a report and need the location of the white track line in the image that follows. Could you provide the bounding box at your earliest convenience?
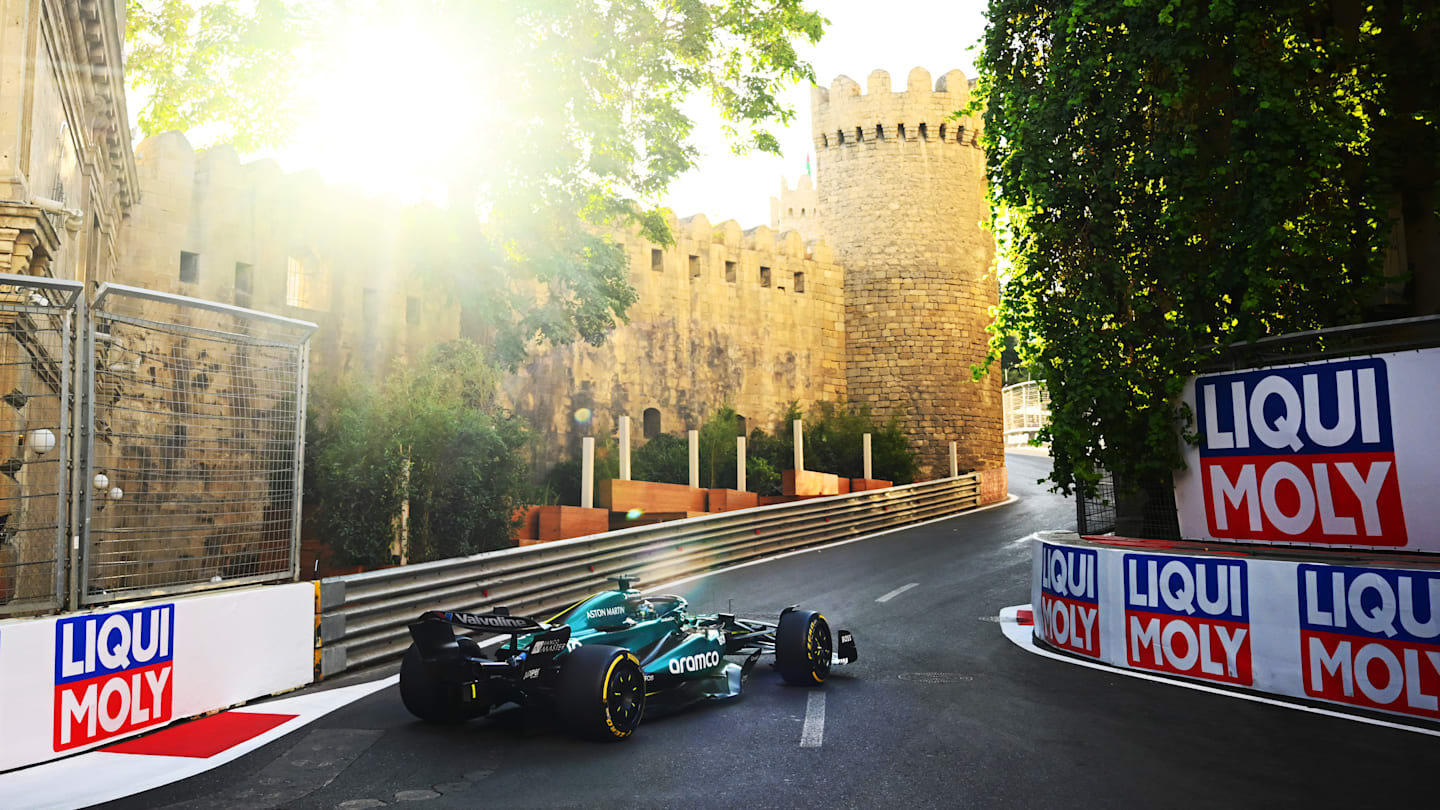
[996,604,1440,740]
[799,691,826,747]
[876,583,919,603]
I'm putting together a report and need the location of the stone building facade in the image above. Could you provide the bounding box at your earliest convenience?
[0,0,137,603]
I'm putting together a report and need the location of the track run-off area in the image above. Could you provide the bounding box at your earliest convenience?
[85,453,1439,808]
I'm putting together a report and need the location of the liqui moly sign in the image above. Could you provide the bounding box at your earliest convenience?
[1038,544,1100,658]
[53,604,174,750]
[1299,565,1440,719]
[1176,349,1439,552]
[1124,553,1251,685]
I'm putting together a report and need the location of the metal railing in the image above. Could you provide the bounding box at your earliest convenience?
[315,473,985,678]
[0,275,82,616]
[1002,380,1049,446]
[79,284,315,605]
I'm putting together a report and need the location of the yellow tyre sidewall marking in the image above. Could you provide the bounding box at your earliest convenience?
[602,654,634,738]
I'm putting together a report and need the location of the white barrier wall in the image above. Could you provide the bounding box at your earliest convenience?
[0,583,314,771]
[1032,537,1440,722]
[1174,347,1440,553]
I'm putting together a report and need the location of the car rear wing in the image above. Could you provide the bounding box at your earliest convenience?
[419,609,547,635]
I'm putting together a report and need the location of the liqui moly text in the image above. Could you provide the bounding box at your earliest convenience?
[53,604,174,750]
[1196,358,1406,545]
[1124,553,1251,685]
[1038,544,1100,658]
[1299,565,1440,719]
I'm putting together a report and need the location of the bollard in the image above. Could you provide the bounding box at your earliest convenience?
[949,441,958,478]
[863,432,872,480]
[793,419,804,472]
[618,415,631,481]
[737,435,747,492]
[581,436,595,508]
[688,429,700,489]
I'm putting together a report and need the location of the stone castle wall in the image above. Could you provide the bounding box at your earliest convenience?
[506,214,845,469]
[112,65,1005,484]
[120,133,848,474]
[811,68,1003,476]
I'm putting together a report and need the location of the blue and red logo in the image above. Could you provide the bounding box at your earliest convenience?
[1123,553,1251,685]
[1195,358,1406,545]
[1299,565,1440,719]
[1038,544,1100,658]
[54,604,174,750]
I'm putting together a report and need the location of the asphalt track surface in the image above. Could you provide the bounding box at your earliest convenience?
[102,453,1440,809]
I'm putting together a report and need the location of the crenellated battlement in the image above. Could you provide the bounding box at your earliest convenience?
[810,67,983,151]
[768,175,822,242]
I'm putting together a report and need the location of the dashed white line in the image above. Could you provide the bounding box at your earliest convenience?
[876,582,919,603]
[799,691,826,747]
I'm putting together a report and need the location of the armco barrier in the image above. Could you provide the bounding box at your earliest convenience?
[1031,532,1440,723]
[317,474,983,677]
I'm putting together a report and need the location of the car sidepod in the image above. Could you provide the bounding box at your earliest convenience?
[637,627,743,710]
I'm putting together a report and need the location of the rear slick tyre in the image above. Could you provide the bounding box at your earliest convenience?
[555,645,646,741]
[776,609,832,686]
[400,643,472,723]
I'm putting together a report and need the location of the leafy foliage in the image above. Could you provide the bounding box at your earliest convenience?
[977,0,1437,497]
[307,341,529,565]
[633,433,691,486]
[126,0,315,152]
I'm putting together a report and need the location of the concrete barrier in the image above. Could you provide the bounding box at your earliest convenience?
[0,582,314,771]
[1031,533,1440,722]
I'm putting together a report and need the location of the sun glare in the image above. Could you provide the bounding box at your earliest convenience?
[278,17,495,206]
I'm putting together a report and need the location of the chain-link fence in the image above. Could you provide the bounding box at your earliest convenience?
[0,275,82,616]
[79,284,314,604]
[1075,469,1116,536]
[1002,380,1049,447]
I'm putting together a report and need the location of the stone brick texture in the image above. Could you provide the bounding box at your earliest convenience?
[812,68,1004,478]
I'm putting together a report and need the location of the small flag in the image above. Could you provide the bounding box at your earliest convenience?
[806,153,812,177]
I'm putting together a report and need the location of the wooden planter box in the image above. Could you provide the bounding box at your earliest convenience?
[850,478,893,492]
[608,510,709,531]
[758,494,808,506]
[535,505,610,542]
[782,469,841,497]
[598,479,706,513]
[513,505,543,541]
[707,489,759,512]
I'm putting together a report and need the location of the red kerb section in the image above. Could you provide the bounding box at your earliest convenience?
[102,711,297,758]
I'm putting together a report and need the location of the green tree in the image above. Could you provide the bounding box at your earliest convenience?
[698,406,745,489]
[308,340,530,565]
[126,0,315,152]
[126,1,827,366]
[632,433,691,485]
[977,0,1437,498]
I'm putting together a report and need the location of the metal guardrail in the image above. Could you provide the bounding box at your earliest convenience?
[315,473,984,677]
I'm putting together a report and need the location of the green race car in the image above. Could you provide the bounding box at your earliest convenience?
[399,576,858,740]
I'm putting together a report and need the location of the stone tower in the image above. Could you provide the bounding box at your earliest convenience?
[812,68,1002,477]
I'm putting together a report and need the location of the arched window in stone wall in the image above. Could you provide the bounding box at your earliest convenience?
[855,126,863,143]
[643,408,661,439]
[897,123,906,140]
[876,124,885,140]
[939,123,947,141]
[918,123,927,140]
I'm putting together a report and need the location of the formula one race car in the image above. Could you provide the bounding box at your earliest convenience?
[399,576,858,740]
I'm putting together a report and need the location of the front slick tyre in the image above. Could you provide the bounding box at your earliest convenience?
[555,644,645,741]
[776,609,832,686]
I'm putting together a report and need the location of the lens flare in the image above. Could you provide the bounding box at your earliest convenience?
[626,508,644,520]
[574,408,592,424]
